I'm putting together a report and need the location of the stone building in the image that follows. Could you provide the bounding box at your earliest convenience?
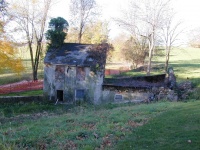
[43,43,108,104]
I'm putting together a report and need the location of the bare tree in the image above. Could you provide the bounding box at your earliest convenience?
[189,28,200,48]
[9,0,52,80]
[115,0,171,75]
[161,12,183,73]
[69,0,98,43]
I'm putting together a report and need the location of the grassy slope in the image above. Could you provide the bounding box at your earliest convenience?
[0,101,200,149]
[155,47,200,86]
[116,101,200,150]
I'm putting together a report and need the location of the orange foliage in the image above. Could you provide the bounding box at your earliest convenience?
[0,40,24,73]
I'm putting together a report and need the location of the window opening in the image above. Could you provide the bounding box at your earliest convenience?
[75,89,85,100]
[55,65,65,81]
[76,67,85,81]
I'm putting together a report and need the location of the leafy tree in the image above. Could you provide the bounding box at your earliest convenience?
[0,41,24,73]
[66,27,79,43]
[122,37,148,69]
[67,21,109,44]
[46,17,69,48]
[82,21,109,44]
[110,33,129,63]
[0,0,24,73]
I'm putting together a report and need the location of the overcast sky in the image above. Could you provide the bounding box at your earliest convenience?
[51,0,200,40]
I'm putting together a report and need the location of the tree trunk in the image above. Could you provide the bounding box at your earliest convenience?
[147,33,154,75]
[165,47,170,73]
[147,48,153,75]
[78,32,82,43]
[78,22,83,43]
[33,70,38,81]
[29,41,42,81]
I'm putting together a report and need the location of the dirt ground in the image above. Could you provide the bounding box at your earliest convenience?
[0,80,43,94]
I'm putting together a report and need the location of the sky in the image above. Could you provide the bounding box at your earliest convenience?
[51,0,200,40]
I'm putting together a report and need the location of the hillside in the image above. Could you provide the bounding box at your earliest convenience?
[0,101,200,149]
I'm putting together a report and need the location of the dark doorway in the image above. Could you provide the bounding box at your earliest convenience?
[57,90,63,101]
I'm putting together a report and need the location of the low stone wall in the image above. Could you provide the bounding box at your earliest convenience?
[0,96,44,104]
[102,81,193,103]
[102,88,154,103]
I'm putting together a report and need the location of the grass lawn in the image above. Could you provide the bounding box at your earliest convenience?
[116,101,200,150]
[0,90,43,96]
[0,100,200,149]
[154,47,200,87]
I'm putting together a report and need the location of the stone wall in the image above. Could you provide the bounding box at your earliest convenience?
[103,89,150,102]
[43,64,104,104]
[102,81,193,103]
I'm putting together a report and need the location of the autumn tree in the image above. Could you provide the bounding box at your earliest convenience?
[67,21,109,44]
[115,0,171,75]
[0,0,7,37]
[9,0,52,80]
[109,34,129,63]
[69,0,99,43]
[66,27,79,43]
[46,17,69,48]
[0,0,6,33]
[0,0,24,73]
[0,41,24,73]
[122,37,148,69]
[81,21,109,44]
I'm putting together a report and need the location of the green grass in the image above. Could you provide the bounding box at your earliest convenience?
[0,101,200,149]
[0,90,43,96]
[116,101,200,150]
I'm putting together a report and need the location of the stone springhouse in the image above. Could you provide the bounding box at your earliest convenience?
[43,43,108,104]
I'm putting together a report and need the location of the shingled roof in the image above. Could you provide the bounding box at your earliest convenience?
[44,43,108,67]
[103,74,166,89]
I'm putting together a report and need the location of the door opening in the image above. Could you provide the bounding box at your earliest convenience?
[57,90,63,101]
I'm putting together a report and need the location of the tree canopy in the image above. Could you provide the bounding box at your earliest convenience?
[122,37,148,69]
[46,17,69,48]
[0,0,24,73]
